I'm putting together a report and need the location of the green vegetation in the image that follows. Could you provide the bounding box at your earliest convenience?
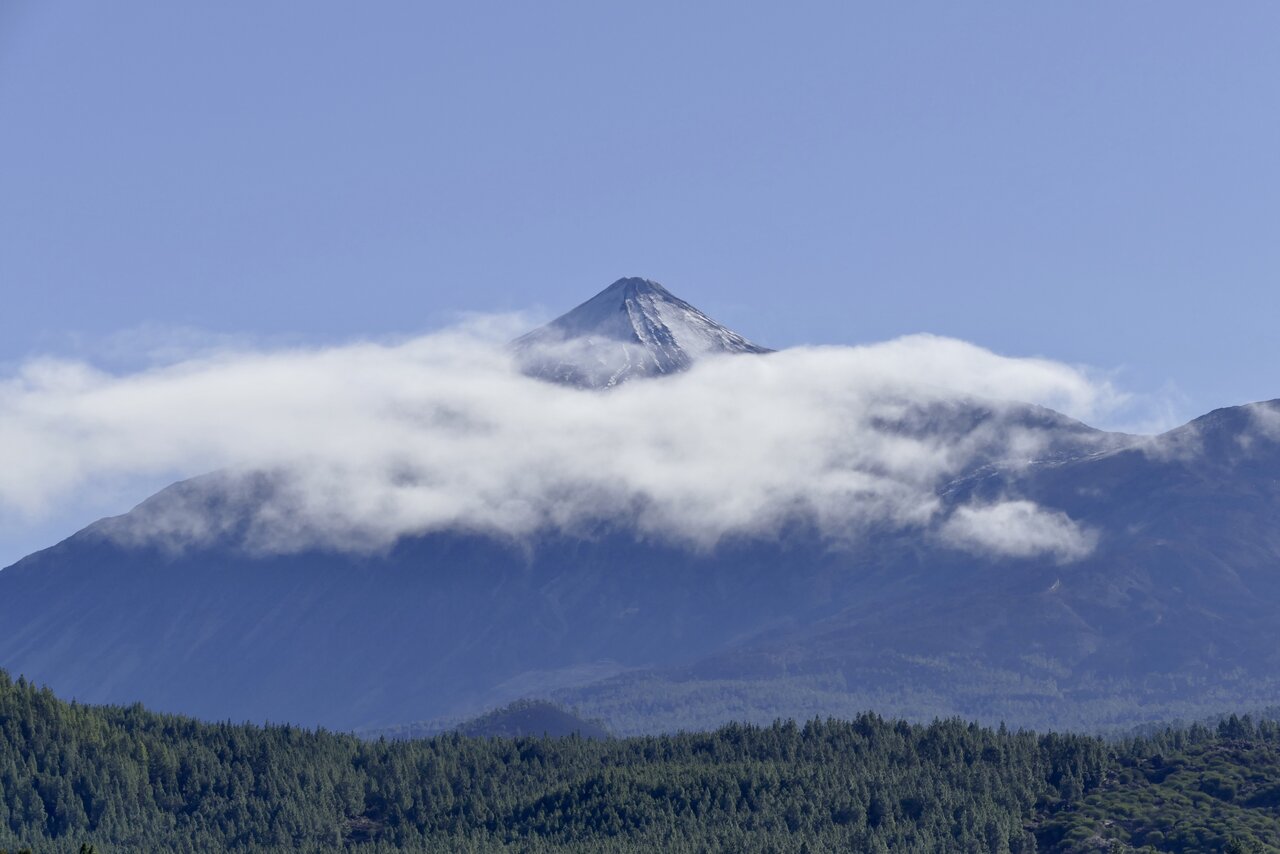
[1039,716,1280,851]
[2,670,1280,852]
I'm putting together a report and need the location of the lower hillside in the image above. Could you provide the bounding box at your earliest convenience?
[1,671,1279,852]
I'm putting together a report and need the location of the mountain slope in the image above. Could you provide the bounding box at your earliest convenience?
[555,400,1280,733]
[3,400,1279,734]
[513,277,771,387]
[0,512,896,729]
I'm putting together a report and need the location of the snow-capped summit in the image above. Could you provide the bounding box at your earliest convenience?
[513,277,772,387]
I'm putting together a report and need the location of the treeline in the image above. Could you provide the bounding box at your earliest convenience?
[1,671,1278,852]
[555,667,1280,738]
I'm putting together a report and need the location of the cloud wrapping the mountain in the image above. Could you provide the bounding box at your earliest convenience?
[0,325,1120,559]
[1249,403,1280,442]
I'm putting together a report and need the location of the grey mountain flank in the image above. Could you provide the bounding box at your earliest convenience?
[2,279,1279,737]
[513,277,771,387]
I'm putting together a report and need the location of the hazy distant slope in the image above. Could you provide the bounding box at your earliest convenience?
[454,699,610,739]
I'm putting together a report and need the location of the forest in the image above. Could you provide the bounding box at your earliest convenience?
[1,669,1278,852]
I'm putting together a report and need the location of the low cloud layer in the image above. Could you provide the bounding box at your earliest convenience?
[0,323,1129,560]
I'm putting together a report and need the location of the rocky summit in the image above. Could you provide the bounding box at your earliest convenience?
[512,277,771,387]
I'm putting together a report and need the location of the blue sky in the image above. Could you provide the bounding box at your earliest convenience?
[2,2,1279,562]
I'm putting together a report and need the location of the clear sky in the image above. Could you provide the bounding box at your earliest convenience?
[2,2,1279,562]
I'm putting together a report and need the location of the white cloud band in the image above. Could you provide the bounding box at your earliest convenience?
[0,325,1120,560]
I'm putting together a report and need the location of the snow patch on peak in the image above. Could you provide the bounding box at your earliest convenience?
[513,278,771,388]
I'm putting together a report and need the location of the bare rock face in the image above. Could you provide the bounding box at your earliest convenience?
[513,277,771,388]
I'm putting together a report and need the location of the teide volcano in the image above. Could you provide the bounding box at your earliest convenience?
[3,280,1280,736]
[513,277,771,387]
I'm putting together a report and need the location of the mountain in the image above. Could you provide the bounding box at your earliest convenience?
[554,400,1280,734]
[2,281,1280,736]
[513,277,771,387]
[0,501,891,730]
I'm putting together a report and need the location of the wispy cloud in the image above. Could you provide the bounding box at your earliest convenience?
[939,500,1098,563]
